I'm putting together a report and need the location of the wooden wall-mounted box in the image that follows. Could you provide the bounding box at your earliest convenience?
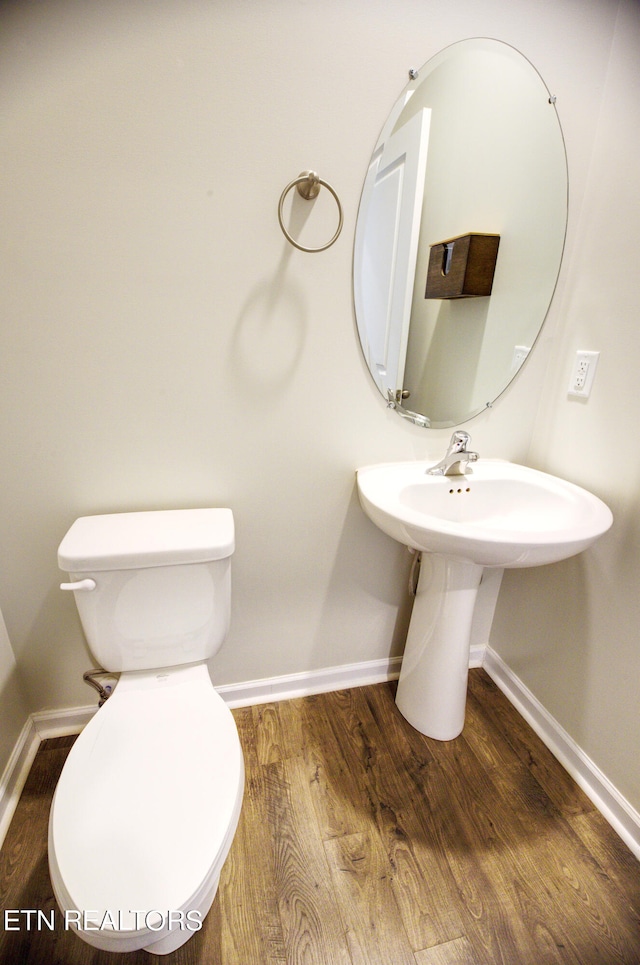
[425,232,500,299]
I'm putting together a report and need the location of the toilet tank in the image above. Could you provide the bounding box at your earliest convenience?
[58,509,234,673]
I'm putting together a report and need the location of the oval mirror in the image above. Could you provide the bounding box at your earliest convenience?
[353,38,568,429]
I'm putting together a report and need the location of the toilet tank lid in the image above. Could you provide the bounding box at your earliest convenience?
[58,508,234,571]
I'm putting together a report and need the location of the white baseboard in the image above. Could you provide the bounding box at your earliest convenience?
[0,717,40,849]
[483,646,640,862]
[32,705,97,741]
[214,655,404,707]
[469,642,485,669]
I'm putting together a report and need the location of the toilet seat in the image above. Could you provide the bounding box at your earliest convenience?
[48,663,244,954]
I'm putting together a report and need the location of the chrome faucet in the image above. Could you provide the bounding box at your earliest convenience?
[427,431,479,476]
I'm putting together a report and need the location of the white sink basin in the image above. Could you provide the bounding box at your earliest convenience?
[357,458,613,568]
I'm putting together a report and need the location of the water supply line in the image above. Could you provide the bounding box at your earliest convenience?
[83,669,116,707]
[408,548,421,596]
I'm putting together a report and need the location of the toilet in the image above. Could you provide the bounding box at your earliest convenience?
[49,508,244,955]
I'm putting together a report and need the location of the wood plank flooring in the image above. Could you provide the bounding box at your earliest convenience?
[1,670,639,964]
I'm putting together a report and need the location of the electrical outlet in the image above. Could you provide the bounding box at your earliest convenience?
[511,345,530,372]
[568,350,600,398]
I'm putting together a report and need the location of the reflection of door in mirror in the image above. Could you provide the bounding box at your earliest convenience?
[353,108,430,400]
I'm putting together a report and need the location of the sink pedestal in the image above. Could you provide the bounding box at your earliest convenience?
[396,554,483,740]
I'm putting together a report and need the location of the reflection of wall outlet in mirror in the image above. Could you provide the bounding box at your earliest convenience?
[568,350,600,398]
[511,345,530,372]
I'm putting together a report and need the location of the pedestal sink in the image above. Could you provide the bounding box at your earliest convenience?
[356,459,613,740]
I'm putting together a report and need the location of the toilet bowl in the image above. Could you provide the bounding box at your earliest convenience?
[49,508,244,955]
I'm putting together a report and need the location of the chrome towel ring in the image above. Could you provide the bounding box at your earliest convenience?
[278,170,343,253]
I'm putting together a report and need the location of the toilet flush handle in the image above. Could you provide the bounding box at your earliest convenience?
[60,579,96,592]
